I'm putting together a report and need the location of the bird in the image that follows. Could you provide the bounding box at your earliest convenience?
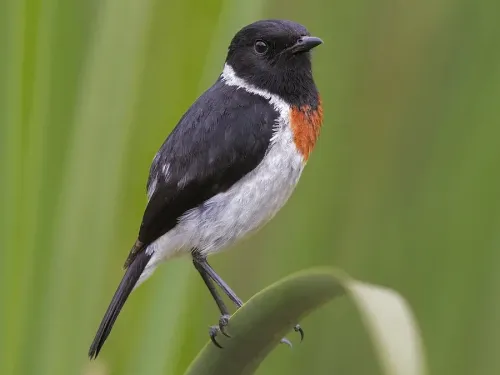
[88,19,323,359]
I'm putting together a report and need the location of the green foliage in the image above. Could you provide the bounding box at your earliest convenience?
[184,268,426,375]
[1,0,499,374]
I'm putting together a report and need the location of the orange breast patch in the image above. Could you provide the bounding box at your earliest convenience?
[290,97,323,161]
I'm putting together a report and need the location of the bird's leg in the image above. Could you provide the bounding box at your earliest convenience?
[193,256,304,346]
[192,259,231,348]
[195,257,243,307]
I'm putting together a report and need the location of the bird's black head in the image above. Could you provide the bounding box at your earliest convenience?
[225,19,323,107]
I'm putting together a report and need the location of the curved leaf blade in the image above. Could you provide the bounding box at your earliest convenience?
[183,267,427,375]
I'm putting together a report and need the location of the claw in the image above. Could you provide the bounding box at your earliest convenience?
[219,325,231,338]
[294,324,304,342]
[209,326,223,349]
[219,314,231,338]
[280,337,293,348]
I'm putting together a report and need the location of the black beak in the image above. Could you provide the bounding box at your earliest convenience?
[291,36,323,54]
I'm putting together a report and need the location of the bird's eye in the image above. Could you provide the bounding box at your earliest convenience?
[254,40,268,55]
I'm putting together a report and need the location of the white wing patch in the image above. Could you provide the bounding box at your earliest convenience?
[147,175,158,201]
[161,163,170,176]
[147,162,170,201]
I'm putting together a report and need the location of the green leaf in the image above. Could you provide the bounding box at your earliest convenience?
[183,267,427,375]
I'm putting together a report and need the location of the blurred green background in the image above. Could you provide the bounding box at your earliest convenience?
[1,0,499,374]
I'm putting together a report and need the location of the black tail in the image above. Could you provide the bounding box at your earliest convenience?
[88,251,152,359]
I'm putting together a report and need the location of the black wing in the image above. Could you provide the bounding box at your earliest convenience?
[124,79,278,267]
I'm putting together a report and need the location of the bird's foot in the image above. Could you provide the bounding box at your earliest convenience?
[209,319,304,349]
[209,326,223,348]
[294,324,305,342]
[219,314,231,338]
[209,314,232,348]
[280,324,304,348]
